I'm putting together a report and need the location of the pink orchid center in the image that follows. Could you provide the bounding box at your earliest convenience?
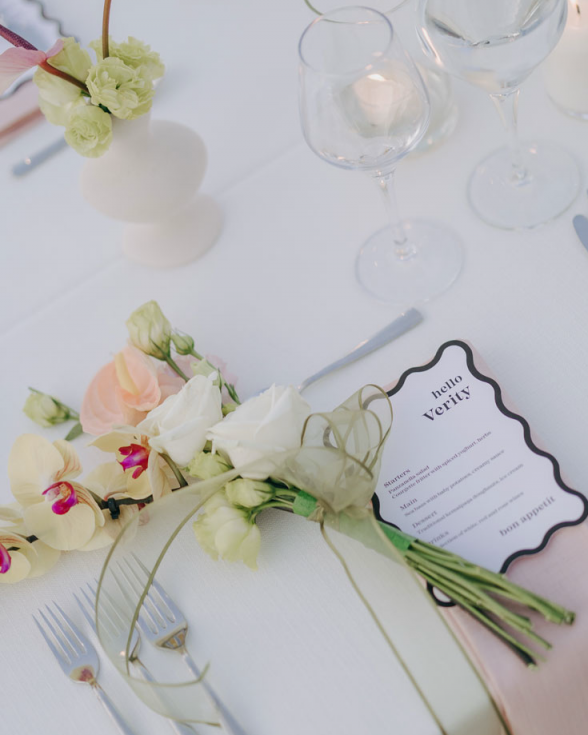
[0,543,11,574]
[42,481,78,515]
[119,443,150,479]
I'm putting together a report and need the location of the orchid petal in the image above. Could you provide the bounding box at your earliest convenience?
[8,434,64,506]
[52,439,83,481]
[0,549,31,583]
[23,502,96,550]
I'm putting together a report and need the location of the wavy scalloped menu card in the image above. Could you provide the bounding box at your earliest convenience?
[373,341,588,573]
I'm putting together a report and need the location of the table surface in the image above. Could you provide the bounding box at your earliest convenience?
[2,2,588,734]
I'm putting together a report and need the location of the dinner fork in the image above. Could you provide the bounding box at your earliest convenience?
[75,583,197,735]
[33,603,137,735]
[110,555,248,735]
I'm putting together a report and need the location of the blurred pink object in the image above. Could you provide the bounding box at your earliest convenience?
[206,353,238,388]
[0,38,62,94]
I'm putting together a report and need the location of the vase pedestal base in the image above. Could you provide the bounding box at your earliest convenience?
[122,195,222,268]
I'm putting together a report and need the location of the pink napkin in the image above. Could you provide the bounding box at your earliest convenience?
[384,343,587,734]
[445,522,588,734]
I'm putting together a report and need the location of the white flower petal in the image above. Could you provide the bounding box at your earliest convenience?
[8,434,64,505]
[24,502,96,551]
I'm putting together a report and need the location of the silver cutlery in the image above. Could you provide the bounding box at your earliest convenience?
[573,213,588,252]
[33,603,138,735]
[109,555,248,735]
[75,583,197,735]
[12,136,68,176]
[296,307,423,393]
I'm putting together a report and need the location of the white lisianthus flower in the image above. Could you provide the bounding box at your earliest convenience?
[138,374,223,467]
[90,36,165,81]
[225,478,273,508]
[193,491,261,569]
[87,57,154,120]
[207,385,311,480]
[126,300,172,359]
[65,103,113,158]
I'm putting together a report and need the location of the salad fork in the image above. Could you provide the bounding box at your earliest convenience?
[109,555,248,735]
[75,583,197,735]
[33,603,137,735]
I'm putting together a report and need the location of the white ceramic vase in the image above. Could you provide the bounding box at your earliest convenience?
[80,113,221,268]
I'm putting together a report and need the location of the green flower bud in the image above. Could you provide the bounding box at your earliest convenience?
[23,392,70,428]
[171,332,195,356]
[126,301,172,359]
[186,451,232,480]
[225,478,273,508]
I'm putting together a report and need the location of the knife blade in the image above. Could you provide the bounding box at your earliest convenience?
[573,214,588,251]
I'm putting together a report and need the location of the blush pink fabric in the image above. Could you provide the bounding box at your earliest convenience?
[383,343,588,734]
[445,524,588,734]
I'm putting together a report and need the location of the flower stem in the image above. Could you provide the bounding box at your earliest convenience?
[161,454,188,488]
[165,355,190,382]
[102,0,112,59]
[189,348,204,361]
[39,61,88,92]
[0,23,36,49]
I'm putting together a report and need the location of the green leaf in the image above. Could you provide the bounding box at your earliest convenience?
[64,422,83,442]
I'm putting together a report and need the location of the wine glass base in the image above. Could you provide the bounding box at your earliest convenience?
[355,219,463,304]
[468,141,581,230]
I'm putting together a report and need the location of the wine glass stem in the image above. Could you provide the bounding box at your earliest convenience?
[376,172,416,260]
[490,88,529,184]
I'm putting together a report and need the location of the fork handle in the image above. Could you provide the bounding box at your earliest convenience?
[181,650,249,735]
[93,683,139,735]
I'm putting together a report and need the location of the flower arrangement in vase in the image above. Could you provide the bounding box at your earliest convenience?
[0,0,221,268]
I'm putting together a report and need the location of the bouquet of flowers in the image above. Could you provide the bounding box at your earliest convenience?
[0,0,163,157]
[2,300,574,677]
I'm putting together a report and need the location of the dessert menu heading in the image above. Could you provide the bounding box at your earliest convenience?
[373,341,588,572]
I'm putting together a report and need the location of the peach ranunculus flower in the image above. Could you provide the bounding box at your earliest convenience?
[7,435,104,551]
[80,347,199,436]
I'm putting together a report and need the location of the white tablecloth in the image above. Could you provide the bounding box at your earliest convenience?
[2,1,588,734]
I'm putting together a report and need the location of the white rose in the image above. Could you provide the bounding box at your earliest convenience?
[207,385,311,480]
[138,373,223,466]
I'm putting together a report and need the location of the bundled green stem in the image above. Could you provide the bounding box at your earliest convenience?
[292,491,574,667]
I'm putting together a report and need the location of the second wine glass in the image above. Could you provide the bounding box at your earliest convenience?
[299,6,462,304]
[418,0,580,230]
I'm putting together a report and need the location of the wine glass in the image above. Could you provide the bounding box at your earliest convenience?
[298,6,462,304]
[418,0,580,230]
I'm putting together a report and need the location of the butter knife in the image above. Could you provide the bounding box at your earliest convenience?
[573,214,588,251]
[297,308,423,393]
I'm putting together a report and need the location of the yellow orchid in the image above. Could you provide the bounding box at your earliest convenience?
[91,428,173,501]
[7,435,104,551]
[81,462,149,550]
[0,505,60,582]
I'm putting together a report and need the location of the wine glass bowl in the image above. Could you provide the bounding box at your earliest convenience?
[418,0,580,230]
[299,7,462,304]
[299,7,430,174]
[420,0,567,94]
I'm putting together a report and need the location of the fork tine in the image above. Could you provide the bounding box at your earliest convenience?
[123,557,173,622]
[89,580,128,635]
[51,603,86,654]
[111,563,160,633]
[33,613,69,664]
[74,591,99,635]
[129,553,176,618]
